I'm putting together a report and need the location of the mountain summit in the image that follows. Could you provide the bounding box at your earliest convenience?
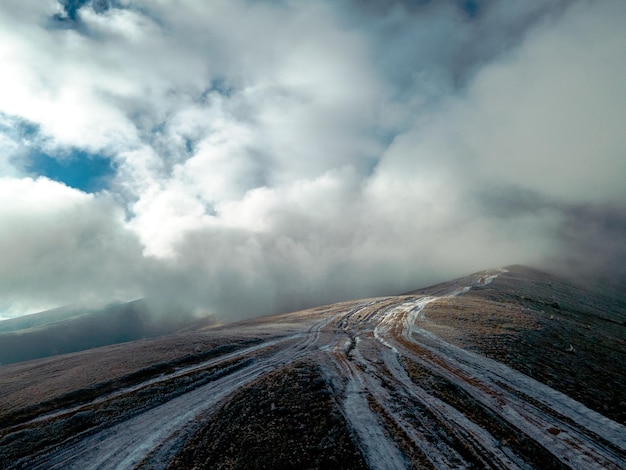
[1,266,624,468]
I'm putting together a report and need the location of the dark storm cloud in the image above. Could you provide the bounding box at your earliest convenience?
[472,186,554,220]
[556,205,626,288]
[471,186,626,288]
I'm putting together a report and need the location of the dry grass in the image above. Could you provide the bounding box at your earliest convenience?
[418,293,626,424]
[0,332,258,420]
[420,297,540,345]
[0,354,254,465]
[166,360,367,470]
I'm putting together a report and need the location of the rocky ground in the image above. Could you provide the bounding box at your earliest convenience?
[0,266,624,469]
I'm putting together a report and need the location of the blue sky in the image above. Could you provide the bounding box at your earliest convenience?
[27,150,115,193]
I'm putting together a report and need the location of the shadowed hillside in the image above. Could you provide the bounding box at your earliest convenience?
[0,300,212,365]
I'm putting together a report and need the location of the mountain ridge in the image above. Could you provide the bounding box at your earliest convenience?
[1,265,624,468]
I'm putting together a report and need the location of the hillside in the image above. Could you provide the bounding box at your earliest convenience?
[0,300,212,365]
[0,266,624,469]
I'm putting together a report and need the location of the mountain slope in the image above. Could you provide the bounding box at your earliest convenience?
[0,300,212,365]
[0,266,624,469]
[415,266,626,424]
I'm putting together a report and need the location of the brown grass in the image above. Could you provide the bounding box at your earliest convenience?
[165,360,368,470]
[418,295,626,424]
[0,332,260,421]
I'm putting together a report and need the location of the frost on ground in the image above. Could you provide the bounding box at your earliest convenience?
[0,266,625,469]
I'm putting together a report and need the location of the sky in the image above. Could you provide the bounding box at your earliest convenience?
[0,0,625,320]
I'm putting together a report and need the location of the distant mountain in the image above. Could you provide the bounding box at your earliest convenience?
[0,300,212,365]
[0,266,624,469]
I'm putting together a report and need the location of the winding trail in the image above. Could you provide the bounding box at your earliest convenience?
[4,269,626,469]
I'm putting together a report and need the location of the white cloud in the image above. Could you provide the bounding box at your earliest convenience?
[0,177,143,314]
[0,5,138,152]
[0,0,624,318]
[458,0,626,204]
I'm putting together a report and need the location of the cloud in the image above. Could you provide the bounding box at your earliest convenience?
[0,0,624,319]
[457,0,626,204]
[0,177,143,316]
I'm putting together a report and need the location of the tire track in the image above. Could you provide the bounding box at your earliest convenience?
[5,269,625,469]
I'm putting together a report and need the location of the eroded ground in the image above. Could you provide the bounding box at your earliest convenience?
[1,267,625,469]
